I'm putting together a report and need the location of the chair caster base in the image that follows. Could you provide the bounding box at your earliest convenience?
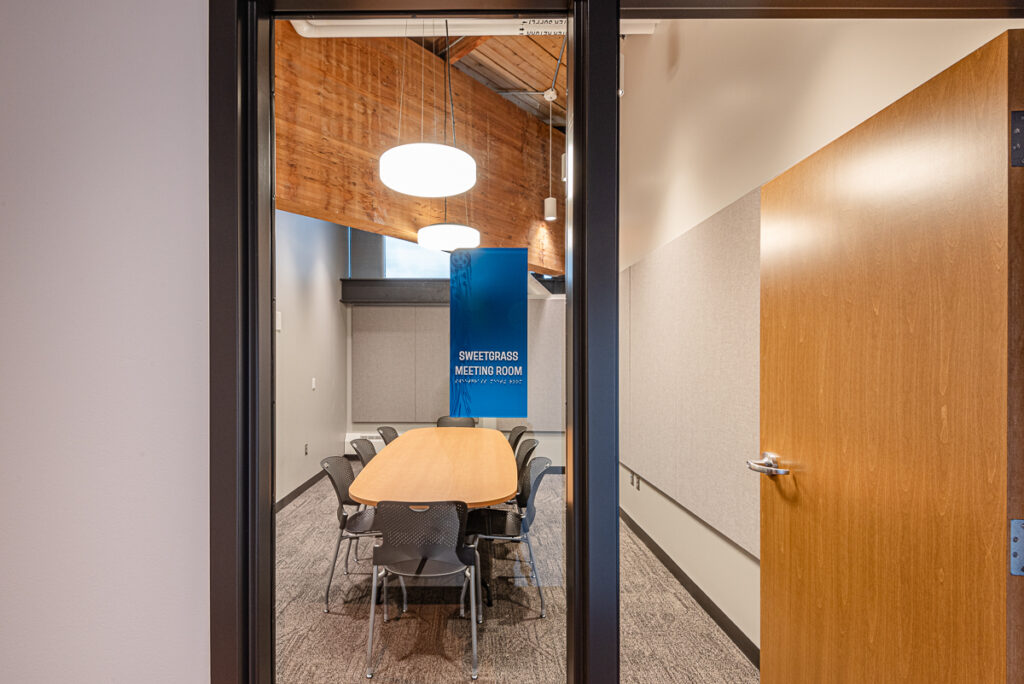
[471,675,478,680]
[323,608,329,613]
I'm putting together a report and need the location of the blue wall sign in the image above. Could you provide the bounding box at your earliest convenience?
[450,248,527,418]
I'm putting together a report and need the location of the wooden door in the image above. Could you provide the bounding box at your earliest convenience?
[759,31,1024,683]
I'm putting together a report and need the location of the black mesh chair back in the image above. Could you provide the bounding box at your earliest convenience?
[373,501,473,570]
[377,426,399,445]
[436,416,476,427]
[517,456,552,532]
[507,425,528,452]
[515,438,539,477]
[350,438,376,467]
[320,456,357,524]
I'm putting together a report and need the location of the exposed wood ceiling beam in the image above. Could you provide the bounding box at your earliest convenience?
[448,35,492,64]
[274,23,566,274]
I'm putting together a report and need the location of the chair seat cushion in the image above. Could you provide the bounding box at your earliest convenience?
[343,508,377,535]
[466,508,523,538]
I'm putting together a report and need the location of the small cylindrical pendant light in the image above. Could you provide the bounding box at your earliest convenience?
[544,196,557,222]
[543,88,558,222]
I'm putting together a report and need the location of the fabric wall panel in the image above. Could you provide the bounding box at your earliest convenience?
[624,190,761,556]
[351,306,417,422]
[495,297,566,432]
[414,307,450,422]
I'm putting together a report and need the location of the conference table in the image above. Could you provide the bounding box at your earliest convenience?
[349,427,517,508]
[349,426,518,607]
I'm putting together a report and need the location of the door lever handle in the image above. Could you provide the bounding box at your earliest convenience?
[746,452,790,476]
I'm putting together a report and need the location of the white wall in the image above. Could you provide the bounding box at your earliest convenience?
[0,2,209,682]
[275,212,350,501]
[620,19,1024,268]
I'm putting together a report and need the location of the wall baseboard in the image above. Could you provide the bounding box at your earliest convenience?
[274,469,327,513]
[619,508,760,669]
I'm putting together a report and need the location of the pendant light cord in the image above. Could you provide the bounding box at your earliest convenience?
[396,21,407,145]
[443,20,459,225]
[548,100,553,197]
[420,20,425,143]
[445,20,457,148]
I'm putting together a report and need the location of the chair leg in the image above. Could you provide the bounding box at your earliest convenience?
[382,573,389,622]
[366,564,379,679]
[398,576,408,613]
[468,568,479,680]
[523,534,545,618]
[343,537,353,575]
[324,529,344,613]
[459,575,468,618]
[475,550,483,624]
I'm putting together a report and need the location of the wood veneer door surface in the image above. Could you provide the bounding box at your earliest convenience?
[760,32,1021,683]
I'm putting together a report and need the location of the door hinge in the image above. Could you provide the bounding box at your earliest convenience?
[1012,519,1024,576]
[1012,112,1024,167]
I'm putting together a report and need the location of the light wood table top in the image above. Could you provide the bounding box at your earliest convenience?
[349,427,517,509]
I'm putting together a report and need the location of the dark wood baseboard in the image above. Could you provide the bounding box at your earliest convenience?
[619,508,761,669]
[274,469,327,513]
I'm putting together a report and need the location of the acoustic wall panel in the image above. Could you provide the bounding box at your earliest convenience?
[623,190,761,556]
[497,297,567,432]
[352,300,564,427]
[351,306,417,422]
[414,307,450,422]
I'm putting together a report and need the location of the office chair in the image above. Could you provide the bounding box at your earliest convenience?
[366,500,482,680]
[319,456,381,613]
[350,438,377,467]
[515,439,539,479]
[506,425,528,453]
[466,456,551,618]
[376,426,399,445]
[437,416,476,428]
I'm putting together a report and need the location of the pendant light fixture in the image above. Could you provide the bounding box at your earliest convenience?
[542,34,565,222]
[379,21,477,198]
[417,20,480,251]
[543,89,558,221]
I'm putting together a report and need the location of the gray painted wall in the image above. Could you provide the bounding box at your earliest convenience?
[620,190,761,556]
[275,211,350,500]
[0,2,210,680]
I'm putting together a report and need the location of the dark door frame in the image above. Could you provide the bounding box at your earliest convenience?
[210,1,621,682]
[210,1,1024,683]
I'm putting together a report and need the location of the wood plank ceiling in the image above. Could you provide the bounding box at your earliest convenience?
[275,22,567,274]
[456,36,568,127]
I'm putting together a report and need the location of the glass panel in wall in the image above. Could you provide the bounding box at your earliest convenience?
[273,14,569,682]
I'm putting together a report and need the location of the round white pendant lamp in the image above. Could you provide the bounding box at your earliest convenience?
[379,20,476,198]
[417,223,480,251]
[379,142,476,198]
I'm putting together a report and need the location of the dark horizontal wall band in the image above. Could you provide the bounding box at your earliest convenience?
[274,470,327,513]
[619,508,761,669]
[620,0,1024,18]
[341,278,449,304]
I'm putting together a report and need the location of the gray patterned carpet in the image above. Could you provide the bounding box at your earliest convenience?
[275,468,759,683]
